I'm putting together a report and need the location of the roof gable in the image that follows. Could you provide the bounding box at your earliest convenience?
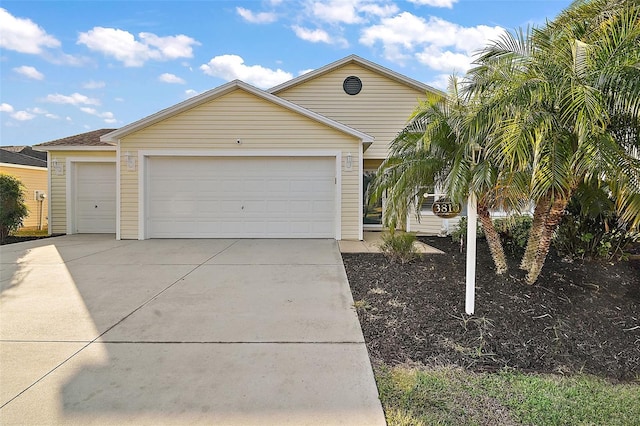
[101,80,373,143]
[269,54,443,96]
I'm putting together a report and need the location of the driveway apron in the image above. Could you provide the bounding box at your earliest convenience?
[0,235,385,425]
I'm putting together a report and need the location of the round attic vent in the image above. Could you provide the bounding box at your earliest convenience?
[343,76,362,95]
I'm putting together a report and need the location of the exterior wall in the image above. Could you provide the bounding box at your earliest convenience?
[408,212,461,236]
[118,89,361,240]
[0,164,48,230]
[47,151,116,234]
[274,63,428,160]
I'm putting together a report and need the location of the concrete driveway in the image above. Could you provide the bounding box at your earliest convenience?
[0,235,385,425]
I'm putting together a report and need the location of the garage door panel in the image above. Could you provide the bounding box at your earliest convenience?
[147,157,336,238]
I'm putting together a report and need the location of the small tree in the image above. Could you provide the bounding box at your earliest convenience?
[0,174,29,242]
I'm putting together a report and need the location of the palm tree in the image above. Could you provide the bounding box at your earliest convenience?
[468,0,640,284]
[369,77,524,274]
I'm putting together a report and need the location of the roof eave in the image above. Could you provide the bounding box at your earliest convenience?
[38,146,117,152]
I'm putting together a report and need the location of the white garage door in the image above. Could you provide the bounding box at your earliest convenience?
[75,162,116,233]
[147,156,336,238]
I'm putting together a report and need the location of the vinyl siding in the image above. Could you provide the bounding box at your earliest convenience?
[119,89,361,240]
[408,212,461,236]
[274,63,428,160]
[0,165,48,230]
[47,151,116,234]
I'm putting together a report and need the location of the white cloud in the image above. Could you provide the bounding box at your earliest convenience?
[292,25,348,47]
[77,27,200,67]
[416,47,472,72]
[236,7,277,24]
[427,73,453,90]
[43,92,100,106]
[359,3,399,17]
[45,113,59,119]
[360,12,504,70]
[0,8,60,54]
[11,110,35,121]
[0,103,14,113]
[292,26,331,43]
[408,0,458,8]
[80,107,116,123]
[298,68,314,76]
[311,0,363,24]
[83,80,106,89]
[13,65,44,80]
[28,107,48,114]
[158,73,185,84]
[200,55,293,88]
[185,89,198,98]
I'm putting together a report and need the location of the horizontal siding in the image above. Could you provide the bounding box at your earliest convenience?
[275,63,429,160]
[0,166,48,229]
[409,213,461,236]
[120,89,361,240]
[47,151,116,234]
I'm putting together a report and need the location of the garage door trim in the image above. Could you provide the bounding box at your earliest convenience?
[65,157,117,236]
[137,150,343,240]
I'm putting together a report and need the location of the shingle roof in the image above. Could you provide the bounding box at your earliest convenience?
[36,129,117,147]
[0,149,47,167]
[1,146,47,161]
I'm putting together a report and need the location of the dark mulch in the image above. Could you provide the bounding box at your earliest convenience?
[0,234,63,245]
[343,237,640,382]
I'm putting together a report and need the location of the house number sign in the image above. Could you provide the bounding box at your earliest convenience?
[432,198,461,218]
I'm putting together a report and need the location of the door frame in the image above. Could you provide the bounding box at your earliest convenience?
[65,158,117,234]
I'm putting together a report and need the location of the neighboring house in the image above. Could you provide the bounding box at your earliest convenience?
[36,55,459,240]
[0,147,49,230]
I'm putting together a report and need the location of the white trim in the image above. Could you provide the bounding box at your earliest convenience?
[137,149,343,241]
[65,157,117,235]
[101,81,373,144]
[358,142,364,241]
[38,146,116,152]
[47,153,52,235]
[0,163,47,171]
[115,142,121,240]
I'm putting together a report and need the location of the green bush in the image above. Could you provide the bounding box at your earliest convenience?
[495,215,532,248]
[379,231,420,264]
[553,185,639,260]
[554,213,638,260]
[0,174,29,242]
[450,216,484,243]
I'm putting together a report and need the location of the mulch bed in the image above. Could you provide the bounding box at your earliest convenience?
[0,235,63,245]
[343,237,640,382]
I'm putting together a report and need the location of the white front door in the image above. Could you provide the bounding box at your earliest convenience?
[75,162,116,233]
[146,156,336,238]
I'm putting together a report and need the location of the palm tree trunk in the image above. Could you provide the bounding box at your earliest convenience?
[520,196,551,272]
[477,205,508,274]
[525,197,569,285]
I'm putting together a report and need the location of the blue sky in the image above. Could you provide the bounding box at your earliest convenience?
[1,0,570,147]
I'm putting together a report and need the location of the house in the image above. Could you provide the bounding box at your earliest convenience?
[36,55,459,240]
[0,147,49,230]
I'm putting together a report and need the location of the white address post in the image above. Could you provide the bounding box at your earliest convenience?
[465,191,478,315]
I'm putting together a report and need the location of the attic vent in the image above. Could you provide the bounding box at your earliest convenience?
[343,76,362,95]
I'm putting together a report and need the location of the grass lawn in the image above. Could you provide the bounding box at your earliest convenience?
[376,365,640,425]
[14,228,49,237]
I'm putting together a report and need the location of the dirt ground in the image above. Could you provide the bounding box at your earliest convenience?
[343,237,640,382]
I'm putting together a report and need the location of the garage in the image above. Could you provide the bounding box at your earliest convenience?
[75,162,116,233]
[146,156,337,238]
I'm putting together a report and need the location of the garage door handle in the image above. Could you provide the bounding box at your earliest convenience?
[95,205,98,208]
[241,206,244,210]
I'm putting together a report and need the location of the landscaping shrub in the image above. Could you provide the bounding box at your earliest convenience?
[495,215,532,249]
[379,231,420,264]
[0,174,29,242]
[450,216,485,243]
[553,187,639,260]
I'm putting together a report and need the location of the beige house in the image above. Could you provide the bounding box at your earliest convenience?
[0,148,49,230]
[37,55,458,240]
